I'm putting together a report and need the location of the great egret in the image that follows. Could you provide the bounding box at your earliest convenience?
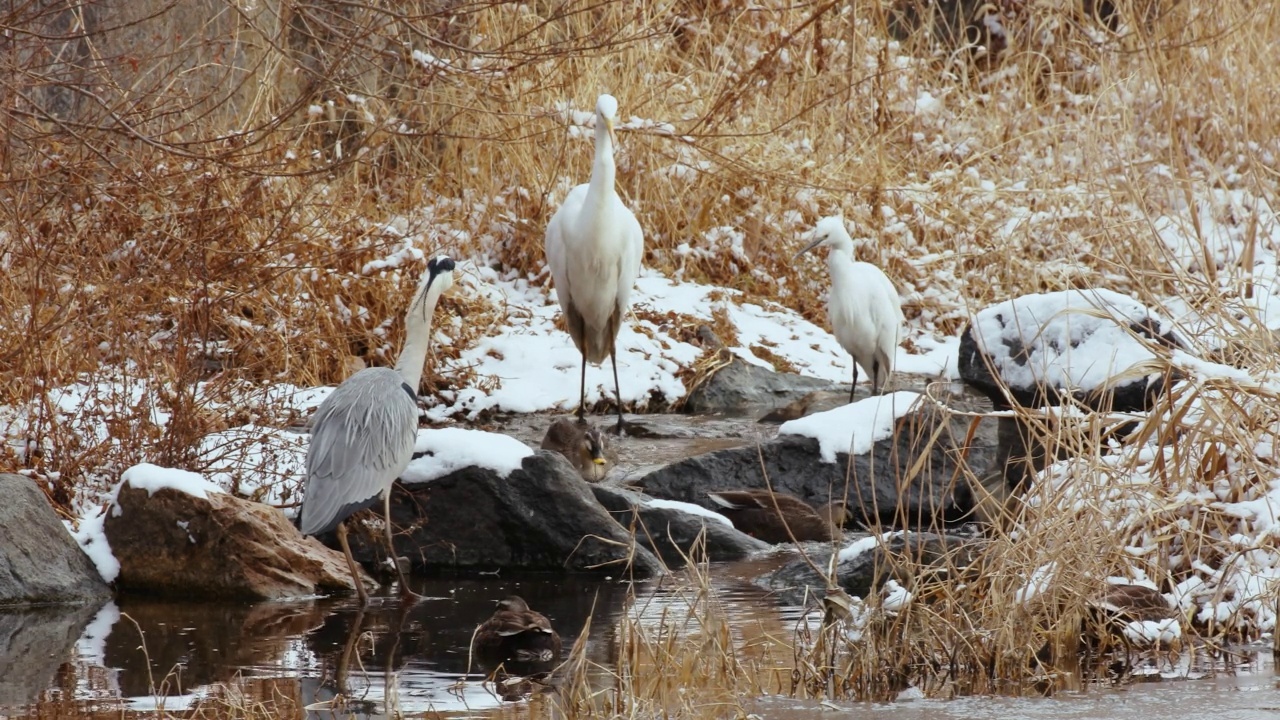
[473,595,563,664]
[545,94,644,432]
[299,255,456,605]
[794,216,904,401]
[707,490,849,544]
[539,417,615,482]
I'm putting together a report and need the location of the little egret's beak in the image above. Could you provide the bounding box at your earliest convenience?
[793,236,825,261]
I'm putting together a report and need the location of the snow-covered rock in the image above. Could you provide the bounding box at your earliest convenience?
[959,289,1182,410]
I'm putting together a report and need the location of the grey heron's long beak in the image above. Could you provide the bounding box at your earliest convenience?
[792,236,824,261]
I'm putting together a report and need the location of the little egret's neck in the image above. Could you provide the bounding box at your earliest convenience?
[394,284,444,389]
[585,121,617,208]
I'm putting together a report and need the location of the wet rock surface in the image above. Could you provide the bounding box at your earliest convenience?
[106,479,371,600]
[682,356,832,415]
[634,404,998,529]
[763,530,984,604]
[0,601,106,705]
[332,451,664,578]
[591,485,769,565]
[0,473,110,606]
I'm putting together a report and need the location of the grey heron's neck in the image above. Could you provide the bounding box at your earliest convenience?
[394,286,442,389]
[584,123,616,207]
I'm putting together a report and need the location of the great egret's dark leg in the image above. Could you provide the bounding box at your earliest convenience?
[383,489,423,602]
[577,353,587,424]
[336,520,369,606]
[610,347,624,433]
[849,364,859,404]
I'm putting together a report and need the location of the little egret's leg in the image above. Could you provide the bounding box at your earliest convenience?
[577,354,588,424]
[336,520,369,606]
[382,489,422,602]
[610,348,624,433]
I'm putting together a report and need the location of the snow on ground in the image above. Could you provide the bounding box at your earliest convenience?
[426,269,956,421]
[778,391,923,462]
[971,289,1176,393]
[644,497,734,527]
[401,427,534,484]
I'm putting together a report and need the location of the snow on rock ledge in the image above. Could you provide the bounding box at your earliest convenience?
[403,428,534,484]
[779,391,924,463]
[958,289,1183,410]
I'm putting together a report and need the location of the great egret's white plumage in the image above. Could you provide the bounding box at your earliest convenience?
[299,255,456,605]
[795,216,903,401]
[545,94,644,431]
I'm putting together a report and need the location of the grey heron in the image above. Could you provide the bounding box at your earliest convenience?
[545,94,644,432]
[299,255,456,605]
[794,216,904,402]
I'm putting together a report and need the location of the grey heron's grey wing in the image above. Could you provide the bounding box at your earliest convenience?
[299,369,420,536]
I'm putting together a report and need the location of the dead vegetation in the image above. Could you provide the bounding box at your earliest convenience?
[3,0,1280,711]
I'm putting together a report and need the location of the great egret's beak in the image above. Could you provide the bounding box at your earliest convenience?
[793,236,825,261]
[605,116,618,147]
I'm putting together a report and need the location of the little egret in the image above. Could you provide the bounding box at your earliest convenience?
[545,94,644,432]
[794,216,904,402]
[299,255,456,605]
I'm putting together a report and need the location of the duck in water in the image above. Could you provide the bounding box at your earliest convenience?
[707,490,848,544]
[474,595,563,665]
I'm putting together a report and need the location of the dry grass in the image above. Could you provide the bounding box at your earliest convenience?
[3,0,1280,710]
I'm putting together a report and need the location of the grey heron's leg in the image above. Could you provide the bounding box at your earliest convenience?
[335,603,367,696]
[576,352,587,424]
[849,364,859,404]
[610,347,624,433]
[336,520,369,606]
[382,488,423,602]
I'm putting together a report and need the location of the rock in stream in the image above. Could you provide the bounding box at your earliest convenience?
[0,473,110,606]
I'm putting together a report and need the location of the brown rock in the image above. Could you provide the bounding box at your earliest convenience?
[105,480,373,600]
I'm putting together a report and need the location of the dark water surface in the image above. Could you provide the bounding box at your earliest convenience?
[1,567,1275,720]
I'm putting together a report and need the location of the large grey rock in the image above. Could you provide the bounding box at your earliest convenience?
[0,601,106,705]
[0,473,110,606]
[636,405,997,529]
[683,356,831,415]
[591,486,770,565]
[105,476,371,601]
[332,451,664,578]
[763,531,984,604]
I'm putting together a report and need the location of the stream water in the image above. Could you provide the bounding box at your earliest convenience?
[2,385,1276,718]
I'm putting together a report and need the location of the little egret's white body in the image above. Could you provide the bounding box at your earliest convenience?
[299,255,455,605]
[795,216,903,401]
[544,94,644,430]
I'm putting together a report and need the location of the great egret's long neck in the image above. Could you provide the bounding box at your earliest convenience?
[584,122,616,210]
[394,284,443,389]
